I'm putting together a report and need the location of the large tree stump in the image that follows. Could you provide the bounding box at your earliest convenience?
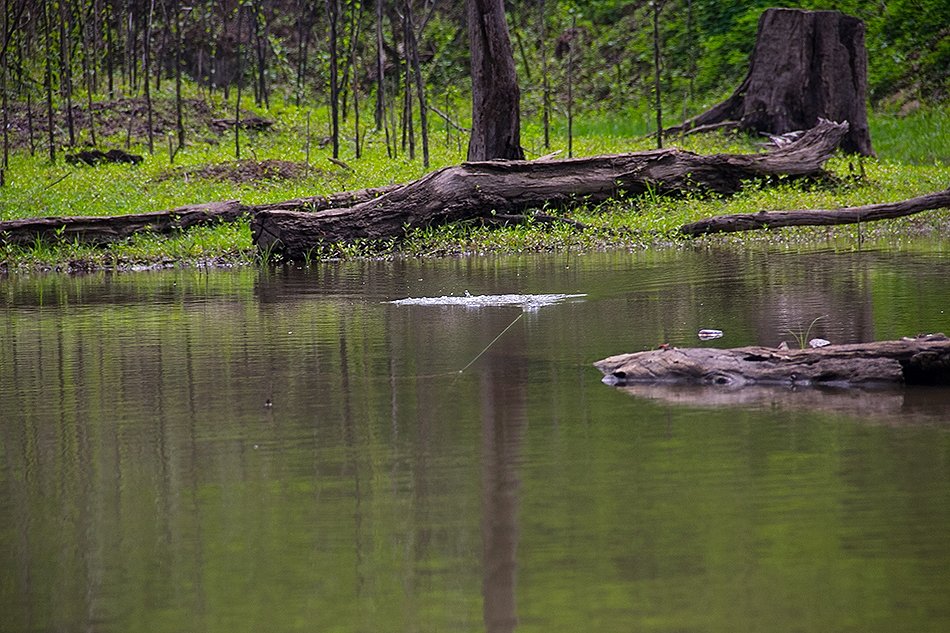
[595,335,950,388]
[668,8,873,156]
[252,119,848,260]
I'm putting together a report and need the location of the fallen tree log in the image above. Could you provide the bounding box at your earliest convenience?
[0,120,847,250]
[0,185,401,246]
[679,187,950,236]
[0,200,249,246]
[594,334,950,388]
[252,119,849,260]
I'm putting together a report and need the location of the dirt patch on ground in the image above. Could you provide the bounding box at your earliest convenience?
[5,96,273,150]
[158,159,319,184]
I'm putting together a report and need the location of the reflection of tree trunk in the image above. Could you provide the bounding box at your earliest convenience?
[479,316,526,633]
[339,331,367,598]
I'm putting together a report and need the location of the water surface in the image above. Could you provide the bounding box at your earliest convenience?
[2,247,949,632]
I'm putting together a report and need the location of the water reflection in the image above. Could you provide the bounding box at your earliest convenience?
[613,383,950,426]
[2,247,950,633]
[479,317,526,633]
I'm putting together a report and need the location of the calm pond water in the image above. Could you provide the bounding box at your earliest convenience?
[2,247,950,633]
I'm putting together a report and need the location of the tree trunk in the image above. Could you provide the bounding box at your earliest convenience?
[251,119,848,259]
[679,188,950,236]
[595,335,950,387]
[144,0,155,154]
[44,1,55,163]
[652,1,663,149]
[234,3,244,160]
[326,0,340,159]
[467,0,523,161]
[666,8,873,156]
[406,0,429,168]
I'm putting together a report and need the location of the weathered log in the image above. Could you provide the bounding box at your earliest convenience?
[0,201,249,246]
[667,9,873,156]
[595,335,950,388]
[679,187,950,236]
[252,119,849,259]
[250,184,403,212]
[0,185,402,246]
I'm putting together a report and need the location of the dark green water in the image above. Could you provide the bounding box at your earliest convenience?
[2,248,949,633]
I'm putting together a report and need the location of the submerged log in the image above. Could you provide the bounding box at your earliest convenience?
[679,187,950,236]
[252,119,849,259]
[595,335,950,388]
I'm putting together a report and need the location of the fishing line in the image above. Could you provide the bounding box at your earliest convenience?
[455,311,525,377]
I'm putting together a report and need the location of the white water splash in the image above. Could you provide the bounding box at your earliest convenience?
[389,293,586,311]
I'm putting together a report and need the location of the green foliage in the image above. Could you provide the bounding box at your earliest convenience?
[0,86,947,273]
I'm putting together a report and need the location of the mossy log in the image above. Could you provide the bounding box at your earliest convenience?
[252,119,849,260]
[679,187,950,236]
[595,335,950,388]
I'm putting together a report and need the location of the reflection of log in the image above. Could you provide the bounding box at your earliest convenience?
[610,383,950,426]
[595,335,950,387]
[0,185,400,246]
[252,119,849,259]
[680,188,950,236]
[666,9,873,155]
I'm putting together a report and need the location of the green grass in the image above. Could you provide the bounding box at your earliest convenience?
[1,92,948,272]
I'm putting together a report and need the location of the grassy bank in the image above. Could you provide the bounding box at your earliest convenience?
[1,98,947,273]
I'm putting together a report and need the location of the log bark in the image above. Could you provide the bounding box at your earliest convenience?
[0,185,401,246]
[0,201,249,246]
[667,8,873,156]
[595,335,950,388]
[252,119,849,260]
[680,187,950,236]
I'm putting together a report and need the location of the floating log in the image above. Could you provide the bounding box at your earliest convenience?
[595,335,950,388]
[252,119,849,260]
[679,187,950,236]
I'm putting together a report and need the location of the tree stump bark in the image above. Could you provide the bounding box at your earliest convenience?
[668,8,873,156]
